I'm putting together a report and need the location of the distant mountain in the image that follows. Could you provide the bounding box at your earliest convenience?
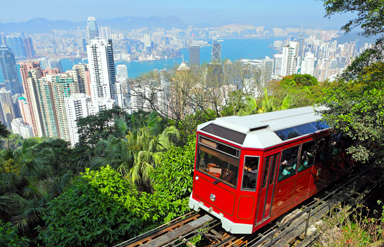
[98,16,187,30]
[333,32,379,48]
[0,16,188,34]
[0,18,83,34]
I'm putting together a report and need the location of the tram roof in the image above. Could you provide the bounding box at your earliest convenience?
[198,106,330,149]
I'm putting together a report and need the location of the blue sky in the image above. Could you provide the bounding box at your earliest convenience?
[1,0,355,29]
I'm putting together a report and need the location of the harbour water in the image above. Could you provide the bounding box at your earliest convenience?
[60,38,280,79]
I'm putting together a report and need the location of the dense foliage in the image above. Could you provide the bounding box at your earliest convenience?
[39,137,196,246]
[319,62,384,163]
[38,166,142,247]
[0,220,29,247]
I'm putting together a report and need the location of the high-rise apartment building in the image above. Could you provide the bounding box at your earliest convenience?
[189,46,200,66]
[212,40,221,63]
[20,62,44,136]
[301,52,316,76]
[262,56,274,84]
[0,45,23,94]
[48,74,76,141]
[87,17,99,40]
[64,93,92,146]
[18,96,33,128]
[67,64,91,96]
[11,118,33,138]
[20,62,78,139]
[281,41,300,76]
[274,53,284,76]
[87,39,117,104]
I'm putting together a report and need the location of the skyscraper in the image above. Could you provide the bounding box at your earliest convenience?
[64,93,92,146]
[281,41,300,76]
[301,52,316,76]
[0,87,17,129]
[5,36,26,59]
[87,17,99,40]
[0,45,23,94]
[262,56,274,84]
[87,39,116,104]
[67,64,90,96]
[189,45,200,66]
[212,40,221,63]
[19,62,44,136]
[23,37,35,58]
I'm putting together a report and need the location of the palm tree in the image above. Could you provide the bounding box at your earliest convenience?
[91,135,134,176]
[128,126,180,188]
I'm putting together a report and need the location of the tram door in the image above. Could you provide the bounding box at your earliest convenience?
[255,153,280,225]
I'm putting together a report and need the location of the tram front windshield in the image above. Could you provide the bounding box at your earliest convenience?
[196,144,240,187]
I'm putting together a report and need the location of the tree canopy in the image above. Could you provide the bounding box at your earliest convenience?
[319,61,384,163]
[323,0,384,37]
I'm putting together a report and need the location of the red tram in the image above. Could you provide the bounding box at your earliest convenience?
[189,106,350,234]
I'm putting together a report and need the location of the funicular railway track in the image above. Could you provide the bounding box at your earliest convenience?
[116,163,384,247]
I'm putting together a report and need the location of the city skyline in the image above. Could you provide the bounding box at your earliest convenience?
[1,0,356,29]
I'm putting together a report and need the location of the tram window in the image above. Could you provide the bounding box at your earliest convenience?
[298,141,316,172]
[242,156,259,191]
[316,136,330,163]
[197,145,240,187]
[262,157,272,188]
[269,155,277,185]
[278,146,300,182]
[330,134,342,156]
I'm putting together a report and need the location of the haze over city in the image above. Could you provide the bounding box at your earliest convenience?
[1,0,355,29]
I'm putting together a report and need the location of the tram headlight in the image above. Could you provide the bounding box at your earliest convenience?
[195,176,199,180]
[210,194,216,202]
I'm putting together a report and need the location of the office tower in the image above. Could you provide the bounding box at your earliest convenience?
[11,118,33,138]
[5,36,26,59]
[23,37,35,58]
[0,45,23,94]
[212,40,221,63]
[99,26,110,40]
[189,46,200,66]
[81,38,87,52]
[301,52,316,76]
[87,17,99,40]
[144,34,151,48]
[116,64,128,78]
[87,39,117,103]
[281,41,300,76]
[0,88,17,129]
[64,93,92,146]
[19,62,43,136]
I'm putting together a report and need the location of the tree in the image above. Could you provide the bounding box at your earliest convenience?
[319,61,384,163]
[38,166,143,247]
[267,74,322,109]
[0,122,10,139]
[323,0,384,37]
[76,106,128,148]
